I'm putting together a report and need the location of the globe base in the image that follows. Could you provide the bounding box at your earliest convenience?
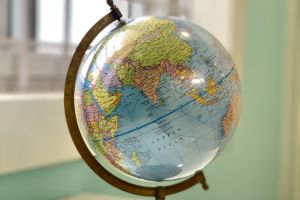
[154,171,209,200]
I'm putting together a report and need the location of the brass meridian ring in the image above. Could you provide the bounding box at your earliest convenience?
[64,9,208,200]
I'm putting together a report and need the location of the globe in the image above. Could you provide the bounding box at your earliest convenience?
[74,16,241,182]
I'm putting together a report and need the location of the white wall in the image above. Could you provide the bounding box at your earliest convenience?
[0,94,79,174]
[0,50,70,92]
[192,0,234,52]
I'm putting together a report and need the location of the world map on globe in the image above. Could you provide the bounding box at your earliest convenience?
[75,16,241,182]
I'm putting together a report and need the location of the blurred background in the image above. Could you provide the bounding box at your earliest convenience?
[0,0,299,199]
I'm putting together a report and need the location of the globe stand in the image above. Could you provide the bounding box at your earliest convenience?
[64,1,209,199]
[153,171,209,200]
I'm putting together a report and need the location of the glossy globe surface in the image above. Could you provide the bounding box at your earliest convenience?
[75,16,241,182]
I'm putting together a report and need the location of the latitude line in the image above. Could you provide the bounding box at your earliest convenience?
[105,99,196,141]
[102,67,234,141]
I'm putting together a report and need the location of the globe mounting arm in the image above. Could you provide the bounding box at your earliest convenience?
[107,0,122,21]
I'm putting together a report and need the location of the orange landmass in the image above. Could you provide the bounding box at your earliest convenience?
[186,90,206,105]
[206,76,217,96]
[133,66,161,103]
[222,94,240,136]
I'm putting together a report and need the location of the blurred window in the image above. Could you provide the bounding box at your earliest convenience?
[70,0,110,44]
[0,0,8,37]
[36,0,65,43]
[0,0,128,93]
[37,0,128,44]
[0,0,239,94]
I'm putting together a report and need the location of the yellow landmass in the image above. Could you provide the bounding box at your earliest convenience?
[131,151,141,167]
[186,91,221,106]
[128,17,192,67]
[89,133,107,156]
[186,89,206,105]
[87,72,95,82]
[138,27,162,44]
[206,77,217,96]
[104,17,192,67]
[105,27,142,64]
[116,63,134,86]
[90,132,130,174]
[98,115,118,137]
[89,115,129,174]
[92,83,121,115]
[89,121,99,133]
[82,91,93,106]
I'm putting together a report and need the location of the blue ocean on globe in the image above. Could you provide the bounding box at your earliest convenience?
[74,16,241,182]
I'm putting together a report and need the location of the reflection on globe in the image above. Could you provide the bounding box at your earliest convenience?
[74,16,241,182]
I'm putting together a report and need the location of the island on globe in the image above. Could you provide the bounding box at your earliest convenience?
[74,16,241,182]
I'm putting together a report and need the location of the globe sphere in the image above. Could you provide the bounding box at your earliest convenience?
[74,16,241,182]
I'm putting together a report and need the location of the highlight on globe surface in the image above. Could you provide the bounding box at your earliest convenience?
[73,16,241,182]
